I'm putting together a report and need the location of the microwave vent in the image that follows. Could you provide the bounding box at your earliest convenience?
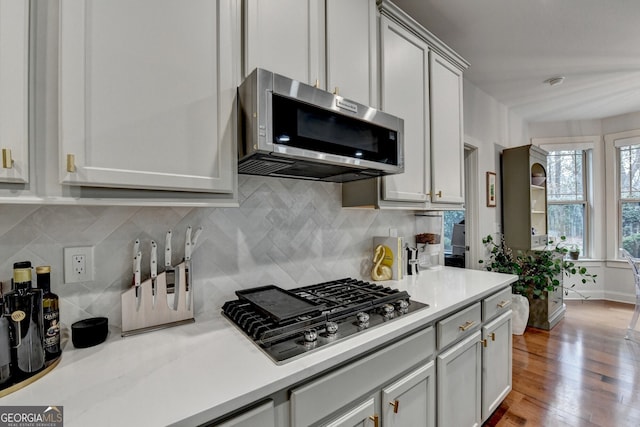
[238,158,293,176]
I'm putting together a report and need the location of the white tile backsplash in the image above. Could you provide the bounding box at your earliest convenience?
[0,176,419,328]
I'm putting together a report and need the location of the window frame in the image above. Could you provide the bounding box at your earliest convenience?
[532,136,598,259]
[546,149,589,254]
[605,130,640,260]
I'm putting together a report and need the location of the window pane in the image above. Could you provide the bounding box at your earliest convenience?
[443,210,465,253]
[619,145,640,199]
[622,201,640,258]
[547,150,584,201]
[548,204,585,253]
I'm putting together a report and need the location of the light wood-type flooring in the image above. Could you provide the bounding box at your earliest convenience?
[484,300,640,427]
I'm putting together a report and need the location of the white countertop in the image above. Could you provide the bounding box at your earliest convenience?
[2,268,516,427]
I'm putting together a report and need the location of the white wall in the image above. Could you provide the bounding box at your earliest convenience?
[463,80,529,268]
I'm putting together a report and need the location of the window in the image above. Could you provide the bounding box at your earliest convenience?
[443,210,465,253]
[546,150,588,254]
[619,144,640,257]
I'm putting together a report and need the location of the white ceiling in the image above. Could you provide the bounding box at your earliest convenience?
[393,0,640,123]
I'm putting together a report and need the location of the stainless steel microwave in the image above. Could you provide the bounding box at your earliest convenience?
[237,68,404,182]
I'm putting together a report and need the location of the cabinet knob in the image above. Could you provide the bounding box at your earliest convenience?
[2,148,13,169]
[436,190,442,198]
[490,332,496,341]
[333,86,339,95]
[369,415,379,427]
[314,79,320,88]
[66,154,76,173]
[459,320,475,331]
[481,338,488,347]
[389,400,400,413]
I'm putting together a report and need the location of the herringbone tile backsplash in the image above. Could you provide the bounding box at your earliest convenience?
[0,176,437,328]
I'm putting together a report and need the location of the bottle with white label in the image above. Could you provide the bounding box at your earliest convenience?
[5,261,45,380]
[36,266,61,362]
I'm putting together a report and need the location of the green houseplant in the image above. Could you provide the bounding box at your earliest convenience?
[479,234,597,332]
[480,234,596,299]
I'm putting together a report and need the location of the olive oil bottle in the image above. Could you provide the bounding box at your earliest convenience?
[36,266,61,362]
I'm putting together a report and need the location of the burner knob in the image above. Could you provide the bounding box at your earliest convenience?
[357,312,370,325]
[381,303,395,316]
[395,300,410,312]
[303,328,318,343]
[326,321,339,335]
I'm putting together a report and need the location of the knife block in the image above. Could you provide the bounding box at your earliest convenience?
[121,262,194,336]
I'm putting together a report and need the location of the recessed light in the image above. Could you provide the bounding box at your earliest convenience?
[545,76,565,87]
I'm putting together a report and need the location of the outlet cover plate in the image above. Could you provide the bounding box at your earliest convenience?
[64,246,95,283]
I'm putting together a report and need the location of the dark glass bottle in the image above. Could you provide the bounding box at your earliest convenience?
[5,261,45,380]
[0,294,12,387]
[36,266,61,362]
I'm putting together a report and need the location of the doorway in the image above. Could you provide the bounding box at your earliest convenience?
[443,144,478,269]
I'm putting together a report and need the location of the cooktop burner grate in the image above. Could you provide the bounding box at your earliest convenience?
[222,277,428,363]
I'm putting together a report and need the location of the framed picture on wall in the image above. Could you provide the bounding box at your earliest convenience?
[486,172,497,207]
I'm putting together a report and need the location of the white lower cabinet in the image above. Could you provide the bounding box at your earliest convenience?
[381,361,435,427]
[437,331,483,427]
[212,400,275,427]
[481,311,513,422]
[290,327,435,427]
[324,397,377,427]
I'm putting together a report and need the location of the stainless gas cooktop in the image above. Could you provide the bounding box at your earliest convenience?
[222,278,428,364]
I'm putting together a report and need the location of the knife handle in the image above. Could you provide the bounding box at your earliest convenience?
[150,240,158,278]
[165,230,172,267]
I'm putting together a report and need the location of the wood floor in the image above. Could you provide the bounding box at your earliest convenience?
[483,300,640,427]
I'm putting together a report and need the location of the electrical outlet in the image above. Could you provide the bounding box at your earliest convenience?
[64,246,94,283]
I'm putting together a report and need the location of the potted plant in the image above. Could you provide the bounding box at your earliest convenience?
[479,234,596,333]
[567,244,580,260]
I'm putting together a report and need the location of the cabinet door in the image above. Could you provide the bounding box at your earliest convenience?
[326,0,377,106]
[382,361,435,427]
[429,51,464,204]
[324,397,377,427]
[0,0,29,183]
[437,331,482,427]
[482,311,512,422]
[59,0,236,193]
[214,400,275,427]
[244,0,324,86]
[379,17,430,204]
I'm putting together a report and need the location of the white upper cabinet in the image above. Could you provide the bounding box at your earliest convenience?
[430,50,464,204]
[379,17,430,204]
[244,0,324,86]
[59,0,237,194]
[0,0,29,184]
[325,0,377,106]
[342,2,468,210]
[244,0,377,106]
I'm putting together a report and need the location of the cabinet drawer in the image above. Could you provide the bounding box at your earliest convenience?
[483,287,512,322]
[437,302,481,350]
[290,326,435,427]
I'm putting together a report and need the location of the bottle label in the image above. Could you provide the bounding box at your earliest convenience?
[11,310,26,322]
[43,309,60,349]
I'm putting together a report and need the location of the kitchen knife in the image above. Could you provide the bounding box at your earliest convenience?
[150,240,157,307]
[134,251,142,310]
[184,226,192,310]
[165,230,177,310]
[132,238,140,285]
